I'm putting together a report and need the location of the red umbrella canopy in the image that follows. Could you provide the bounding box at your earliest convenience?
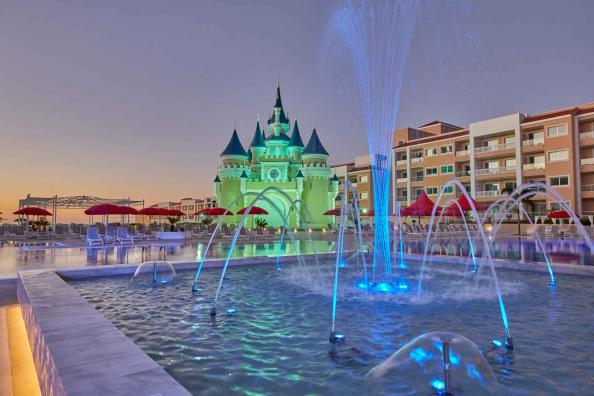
[138,207,168,216]
[400,191,442,217]
[441,205,464,217]
[237,206,268,215]
[13,207,52,216]
[84,204,126,216]
[165,209,185,217]
[457,194,487,212]
[547,210,571,219]
[323,209,341,216]
[195,207,233,216]
[118,206,139,215]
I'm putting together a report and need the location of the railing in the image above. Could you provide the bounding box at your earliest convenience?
[580,158,594,166]
[411,157,423,164]
[475,165,516,176]
[522,163,545,170]
[582,184,594,192]
[579,131,594,140]
[475,142,515,154]
[456,170,471,177]
[410,175,424,182]
[522,138,544,147]
[475,190,503,197]
[455,150,469,156]
[396,177,408,184]
[396,160,408,166]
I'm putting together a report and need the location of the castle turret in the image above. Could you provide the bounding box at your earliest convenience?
[301,129,331,228]
[213,175,221,200]
[330,174,339,210]
[288,120,305,158]
[218,129,249,223]
[249,121,266,179]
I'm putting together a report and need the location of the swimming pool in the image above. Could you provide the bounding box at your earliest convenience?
[71,260,594,395]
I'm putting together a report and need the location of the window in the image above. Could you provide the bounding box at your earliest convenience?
[549,176,569,187]
[426,147,438,157]
[486,161,499,169]
[485,183,499,192]
[527,156,545,164]
[360,175,368,183]
[440,165,453,174]
[443,186,454,194]
[440,145,453,154]
[426,187,438,195]
[550,201,570,211]
[547,124,567,137]
[425,167,438,176]
[360,192,368,200]
[505,159,516,167]
[548,150,568,162]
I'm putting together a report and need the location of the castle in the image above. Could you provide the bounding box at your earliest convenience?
[214,83,339,228]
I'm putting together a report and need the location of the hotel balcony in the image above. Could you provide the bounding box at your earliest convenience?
[410,175,424,185]
[455,150,469,161]
[581,184,594,199]
[522,162,545,177]
[474,142,516,158]
[410,157,423,165]
[475,190,504,198]
[455,170,471,179]
[579,131,594,147]
[580,157,594,173]
[475,165,516,180]
[521,138,545,153]
[396,159,408,168]
[396,177,408,184]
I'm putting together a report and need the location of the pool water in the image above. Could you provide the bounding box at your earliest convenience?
[71,261,594,395]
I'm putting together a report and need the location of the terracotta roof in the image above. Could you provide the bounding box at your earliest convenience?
[394,129,469,149]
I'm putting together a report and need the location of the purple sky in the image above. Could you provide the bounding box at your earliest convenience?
[1,0,593,221]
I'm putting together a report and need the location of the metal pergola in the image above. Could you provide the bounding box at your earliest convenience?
[17,194,145,232]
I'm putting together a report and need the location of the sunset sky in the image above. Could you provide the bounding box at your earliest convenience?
[1,0,593,222]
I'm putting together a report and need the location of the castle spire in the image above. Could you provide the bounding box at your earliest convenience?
[249,120,266,148]
[303,128,329,156]
[220,129,247,157]
[288,120,304,148]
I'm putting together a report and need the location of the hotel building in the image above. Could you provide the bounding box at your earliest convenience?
[392,102,594,217]
[141,196,217,223]
[331,155,374,214]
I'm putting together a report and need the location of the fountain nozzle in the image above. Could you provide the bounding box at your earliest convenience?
[210,307,217,317]
[505,337,514,350]
[329,331,345,345]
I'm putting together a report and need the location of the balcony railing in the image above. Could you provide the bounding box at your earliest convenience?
[475,190,503,197]
[475,165,516,176]
[522,163,545,170]
[411,157,423,164]
[456,170,471,177]
[396,177,408,184]
[455,150,469,156]
[475,142,515,154]
[396,160,408,166]
[581,158,594,166]
[579,131,594,140]
[581,184,594,192]
[522,138,544,147]
[410,175,424,182]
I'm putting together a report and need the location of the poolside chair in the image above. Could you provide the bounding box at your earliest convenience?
[103,226,116,244]
[116,227,135,245]
[86,226,104,247]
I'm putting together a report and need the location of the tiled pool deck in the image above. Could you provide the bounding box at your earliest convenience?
[2,252,593,395]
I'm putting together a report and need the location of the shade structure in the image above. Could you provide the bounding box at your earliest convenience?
[441,205,464,217]
[237,206,268,215]
[194,207,233,216]
[13,207,52,216]
[400,191,442,217]
[84,204,126,216]
[118,206,139,215]
[456,194,488,212]
[166,209,185,217]
[547,210,571,219]
[323,209,341,216]
[138,207,169,216]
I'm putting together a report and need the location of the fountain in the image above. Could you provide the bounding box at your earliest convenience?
[131,261,176,287]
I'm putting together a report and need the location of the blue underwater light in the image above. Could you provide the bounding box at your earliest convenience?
[431,378,445,392]
[226,308,237,315]
[491,339,503,348]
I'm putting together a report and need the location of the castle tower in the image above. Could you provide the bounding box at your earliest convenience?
[217,129,249,223]
[248,120,266,179]
[301,129,332,228]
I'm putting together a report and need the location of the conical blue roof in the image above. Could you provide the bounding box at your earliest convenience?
[267,83,289,125]
[289,120,304,148]
[221,129,247,157]
[296,170,304,178]
[249,121,266,148]
[331,174,339,182]
[213,175,221,183]
[303,129,329,156]
[240,170,248,178]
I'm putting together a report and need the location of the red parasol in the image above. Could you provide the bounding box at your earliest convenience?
[165,209,185,217]
[13,207,52,216]
[323,209,341,216]
[400,191,442,217]
[138,207,169,216]
[118,206,139,215]
[456,194,487,212]
[194,207,233,216]
[441,205,464,217]
[237,206,268,215]
[547,210,570,219]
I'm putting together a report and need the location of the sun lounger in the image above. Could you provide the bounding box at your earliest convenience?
[116,227,135,245]
[86,226,104,246]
